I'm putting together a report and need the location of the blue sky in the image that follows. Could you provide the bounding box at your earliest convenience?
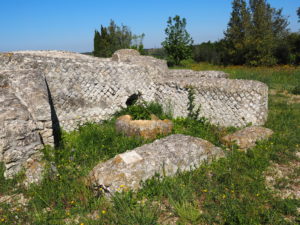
[0,0,299,52]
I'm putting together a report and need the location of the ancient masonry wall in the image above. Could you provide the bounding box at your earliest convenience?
[0,49,268,177]
[156,78,268,127]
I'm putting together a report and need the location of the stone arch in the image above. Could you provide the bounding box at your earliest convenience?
[125,92,142,106]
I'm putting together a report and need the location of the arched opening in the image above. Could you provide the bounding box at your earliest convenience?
[126,92,141,106]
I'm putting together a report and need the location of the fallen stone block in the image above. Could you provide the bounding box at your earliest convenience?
[115,115,173,139]
[88,134,224,193]
[221,126,273,150]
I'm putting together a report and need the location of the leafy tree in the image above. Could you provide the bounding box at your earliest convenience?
[245,0,288,65]
[224,0,251,65]
[285,33,300,64]
[131,33,146,55]
[93,30,101,57]
[93,20,144,57]
[223,0,289,66]
[193,41,224,65]
[162,15,193,65]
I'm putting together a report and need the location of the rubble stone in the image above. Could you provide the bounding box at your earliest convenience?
[221,126,273,150]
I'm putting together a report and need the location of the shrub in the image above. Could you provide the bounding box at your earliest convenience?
[291,84,300,95]
[115,102,171,120]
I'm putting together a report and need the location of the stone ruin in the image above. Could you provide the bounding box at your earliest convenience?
[0,49,268,179]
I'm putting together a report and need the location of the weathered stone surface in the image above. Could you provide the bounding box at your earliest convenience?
[115,115,173,139]
[168,69,229,79]
[0,70,51,178]
[112,49,168,75]
[265,160,300,200]
[112,49,141,60]
[0,193,29,208]
[23,154,45,187]
[221,126,273,150]
[88,134,224,193]
[0,49,269,179]
[0,50,268,130]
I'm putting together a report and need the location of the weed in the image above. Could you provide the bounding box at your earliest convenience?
[114,101,171,120]
[291,84,300,95]
[186,86,200,120]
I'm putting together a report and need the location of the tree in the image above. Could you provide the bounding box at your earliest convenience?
[223,0,289,66]
[93,20,144,57]
[246,0,288,65]
[193,41,224,65]
[131,33,146,55]
[161,15,193,65]
[224,0,251,65]
[93,30,101,57]
[286,33,300,64]
[246,0,276,65]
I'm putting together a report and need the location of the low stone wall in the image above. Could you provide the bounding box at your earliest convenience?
[0,49,269,178]
[156,77,268,127]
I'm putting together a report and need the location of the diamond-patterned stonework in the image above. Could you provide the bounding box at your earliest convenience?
[0,49,268,179]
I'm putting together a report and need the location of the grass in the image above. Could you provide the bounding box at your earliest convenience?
[174,62,300,93]
[1,64,300,224]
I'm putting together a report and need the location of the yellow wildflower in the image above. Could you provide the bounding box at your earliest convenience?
[101,210,106,214]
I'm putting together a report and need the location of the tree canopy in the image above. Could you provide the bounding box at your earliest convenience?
[93,20,144,57]
[223,0,289,66]
[161,15,193,65]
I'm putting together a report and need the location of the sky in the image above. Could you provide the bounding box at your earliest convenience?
[0,0,299,52]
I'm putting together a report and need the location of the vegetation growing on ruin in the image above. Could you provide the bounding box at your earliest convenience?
[114,101,171,120]
[1,65,300,224]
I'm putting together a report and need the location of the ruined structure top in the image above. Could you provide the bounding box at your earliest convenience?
[0,49,268,178]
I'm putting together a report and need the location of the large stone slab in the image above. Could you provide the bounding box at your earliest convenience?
[221,126,273,150]
[0,71,50,178]
[88,134,224,193]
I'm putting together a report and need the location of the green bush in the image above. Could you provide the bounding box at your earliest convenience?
[180,58,195,67]
[291,84,300,95]
[114,101,171,120]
